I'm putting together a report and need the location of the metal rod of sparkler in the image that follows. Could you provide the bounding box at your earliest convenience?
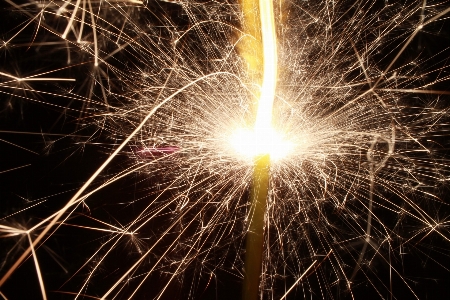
[243,154,270,300]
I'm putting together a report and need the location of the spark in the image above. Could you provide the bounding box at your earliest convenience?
[0,164,32,175]
[279,259,318,300]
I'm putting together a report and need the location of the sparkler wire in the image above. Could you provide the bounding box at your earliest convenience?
[243,154,270,300]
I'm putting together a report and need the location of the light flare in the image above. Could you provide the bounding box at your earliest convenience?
[230,127,294,161]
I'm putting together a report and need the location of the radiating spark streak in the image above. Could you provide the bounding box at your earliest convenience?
[102,39,133,61]
[0,72,21,81]
[1,0,43,49]
[48,291,101,300]
[174,20,246,45]
[280,260,318,300]
[0,136,40,154]
[373,7,450,89]
[101,167,248,297]
[87,0,98,66]
[0,164,32,175]
[378,89,450,95]
[29,8,44,51]
[0,89,84,112]
[134,146,180,158]
[0,131,89,137]
[59,231,134,293]
[1,61,87,81]
[29,162,172,295]
[326,7,450,122]
[0,191,78,222]
[0,291,7,300]
[102,183,229,300]
[62,0,82,39]
[55,222,133,235]
[0,71,75,83]
[0,201,48,224]
[16,78,76,82]
[351,40,373,89]
[353,132,396,281]
[81,214,135,234]
[9,41,68,47]
[0,225,26,238]
[110,0,143,3]
[27,160,158,234]
[55,0,72,16]
[77,0,87,43]
[0,71,240,288]
[27,233,47,300]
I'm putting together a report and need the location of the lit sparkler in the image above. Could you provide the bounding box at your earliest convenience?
[237,0,284,299]
[1,1,450,299]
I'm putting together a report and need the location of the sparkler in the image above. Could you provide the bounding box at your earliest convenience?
[1,1,450,299]
[238,0,282,299]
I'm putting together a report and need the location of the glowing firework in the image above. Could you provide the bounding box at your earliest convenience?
[1,1,450,299]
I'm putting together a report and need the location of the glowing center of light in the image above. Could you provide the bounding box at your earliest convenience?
[230,127,293,161]
[231,0,292,160]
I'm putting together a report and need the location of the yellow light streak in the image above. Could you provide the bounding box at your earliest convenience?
[253,0,277,140]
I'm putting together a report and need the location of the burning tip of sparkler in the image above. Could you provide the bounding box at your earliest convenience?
[230,127,294,161]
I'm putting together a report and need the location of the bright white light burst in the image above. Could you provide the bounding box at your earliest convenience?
[230,127,295,161]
